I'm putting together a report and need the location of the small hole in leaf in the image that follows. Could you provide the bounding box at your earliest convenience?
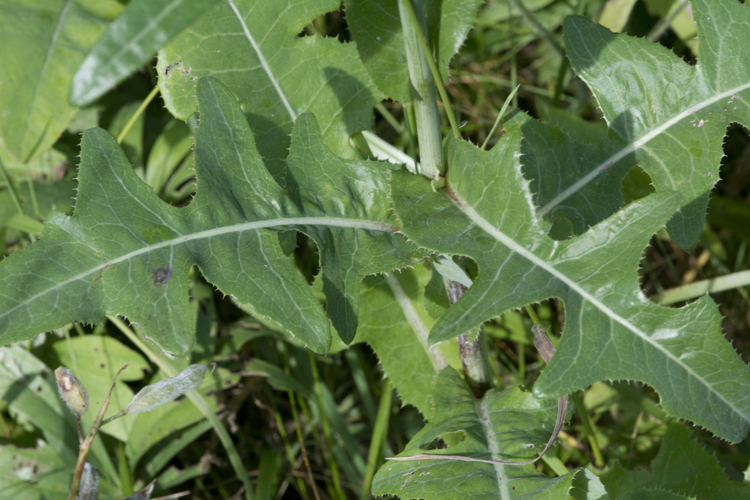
[621,166,655,205]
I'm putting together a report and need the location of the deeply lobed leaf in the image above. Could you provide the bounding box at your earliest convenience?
[157,0,381,182]
[531,0,750,249]
[0,77,418,354]
[372,369,581,499]
[391,130,750,442]
[602,423,750,499]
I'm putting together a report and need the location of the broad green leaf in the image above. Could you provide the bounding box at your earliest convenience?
[372,369,578,499]
[601,423,750,499]
[353,264,459,418]
[0,0,121,163]
[50,336,148,441]
[70,0,224,105]
[390,130,750,442]
[345,0,484,102]
[0,141,69,183]
[0,77,417,354]
[0,346,117,483]
[533,0,750,249]
[125,397,213,469]
[571,469,611,500]
[0,444,69,499]
[157,0,381,182]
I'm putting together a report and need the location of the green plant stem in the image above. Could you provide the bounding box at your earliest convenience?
[375,103,404,134]
[397,0,444,179]
[481,85,519,150]
[360,378,393,500]
[0,156,24,216]
[404,102,418,167]
[524,304,541,325]
[24,164,39,217]
[117,85,160,144]
[107,315,254,500]
[646,0,690,42]
[264,385,308,498]
[447,280,492,398]
[508,0,564,56]
[571,392,604,467]
[308,351,345,500]
[68,364,129,500]
[540,453,568,476]
[656,269,750,305]
[401,0,461,139]
[551,58,569,107]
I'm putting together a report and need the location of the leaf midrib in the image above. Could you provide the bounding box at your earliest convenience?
[537,80,750,218]
[0,216,397,320]
[475,397,510,499]
[447,187,747,423]
[384,274,448,371]
[227,0,297,121]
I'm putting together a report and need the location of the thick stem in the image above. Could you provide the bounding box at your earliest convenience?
[447,280,492,398]
[67,365,130,500]
[398,0,444,179]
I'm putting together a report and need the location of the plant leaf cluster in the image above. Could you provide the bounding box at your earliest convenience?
[0,0,749,498]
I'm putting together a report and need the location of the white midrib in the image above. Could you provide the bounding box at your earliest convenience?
[227,0,297,121]
[537,81,750,218]
[384,274,448,371]
[451,189,745,420]
[1,217,397,320]
[475,397,511,499]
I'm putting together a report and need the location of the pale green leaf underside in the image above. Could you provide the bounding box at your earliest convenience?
[372,369,578,500]
[345,0,483,102]
[532,0,750,249]
[0,77,417,354]
[0,0,121,163]
[601,423,750,500]
[391,132,750,442]
[157,0,380,182]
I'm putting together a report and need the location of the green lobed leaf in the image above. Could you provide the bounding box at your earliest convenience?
[390,130,750,442]
[353,264,460,418]
[601,423,750,500]
[157,0,381,182]
[70,0,224,106]
[531,0,750,249]
[0,77,418,354]
[372,369,579,499]
[0,0,122,163]
[345,0,484,102]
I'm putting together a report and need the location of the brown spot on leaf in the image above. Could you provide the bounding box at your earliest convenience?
[152,268,172,285]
